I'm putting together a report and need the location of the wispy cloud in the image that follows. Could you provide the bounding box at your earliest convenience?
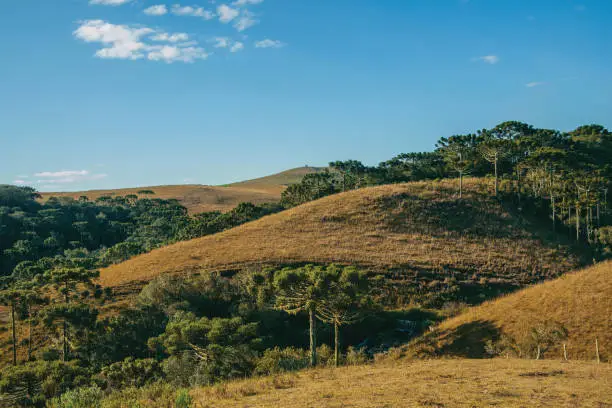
[217,4,240,23]
[13,180,29,185]
[234,10,258,31]
[148,45,209,63]
[255,39,285,48]
[74,20,209,63]
[31,170,108,185]
[232,0,263,6]
[144,5,168,16]
[89,0,133,5]
[526,81,546,88]
[230,42,244,52]
[474,55,499,64]
[35,170,90,177]
[151,32,190,43]
[211,37,244,52]
[171,4,216,19]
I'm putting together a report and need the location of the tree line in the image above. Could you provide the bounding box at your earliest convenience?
[282,122,612,253]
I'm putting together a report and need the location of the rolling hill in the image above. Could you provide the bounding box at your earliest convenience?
[404,260,612,361]
[38,167,324,214]
[99,178,582,301]
[106,359,612,407]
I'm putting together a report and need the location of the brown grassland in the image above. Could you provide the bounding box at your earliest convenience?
[99,178,580,293]
[188,359,611,408]
[405,260,612,361]
[38,167,323,214]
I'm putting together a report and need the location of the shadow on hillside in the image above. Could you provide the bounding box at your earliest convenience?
[431,320,500,358]
[378,193,521,239]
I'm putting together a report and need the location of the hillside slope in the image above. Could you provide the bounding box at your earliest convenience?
[184,359,611,408]
[226,166,326,188]
[406,261,612,361]
[99,179,581,297]
[39,167,322,214]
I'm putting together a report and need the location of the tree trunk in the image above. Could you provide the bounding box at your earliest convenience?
[334,321,339,367]
[563,343,568,361]
[494,158,498,196]
[64,280,69,362]
[11,304,17,366]
[459,171,463,198]
[309,308,317,367]
[28,315,32,361]
[576,206,581,242]
[551,194,556,233]
[536,345,541,360]
[516,168,521,205]
[63,317,68,362]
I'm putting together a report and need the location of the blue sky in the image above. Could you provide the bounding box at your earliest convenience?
[1,0,611,191]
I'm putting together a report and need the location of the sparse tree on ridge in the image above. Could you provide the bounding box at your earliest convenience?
[436,134,477,198]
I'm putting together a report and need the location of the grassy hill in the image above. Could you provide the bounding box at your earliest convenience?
[104,359,611,407]
[404,260,612,361]
[99,178,581,304]
[39,167,323,214]
[226,166,326,188]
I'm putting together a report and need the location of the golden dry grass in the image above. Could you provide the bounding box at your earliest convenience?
[99,178,580,291]
[39,167,322,214]
[407,261,612,361]
[190,359,611,408]
[226,166,326,189]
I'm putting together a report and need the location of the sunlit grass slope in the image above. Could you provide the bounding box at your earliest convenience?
[187,359,611,408]
[99,178,580,290]
[406,261,612,361]
[39,167,323,214]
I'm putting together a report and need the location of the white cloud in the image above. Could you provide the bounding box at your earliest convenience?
[13,180,28,185]
[35,170,89,177]
[255,39,285,48]
[172,5,215,19]
[526,81,545,88]
[74,20,153,60]
[148,45,209,63]
[89,0,132,5]
[217,4,240,23]
[151,32,190,42]
[232,0,263,6]
[230,41,244,52]
[144,5,168,15]
[212,37,231,48]
[75,20,210,63]
[476,55,499,64]
[234,11,258,31]
[31,170,107,185]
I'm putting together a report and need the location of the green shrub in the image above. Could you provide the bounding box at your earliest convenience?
[175,389,192,408]
[48,385,103,408]
[254,347,309,375]
[100,357,163,390]
[345,346,369,365]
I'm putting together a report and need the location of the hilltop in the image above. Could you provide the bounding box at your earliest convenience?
[99,178,581,301]
[38,167,324,214]
[405,260,612,361]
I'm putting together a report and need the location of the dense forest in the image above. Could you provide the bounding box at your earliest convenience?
[0,121,611,407]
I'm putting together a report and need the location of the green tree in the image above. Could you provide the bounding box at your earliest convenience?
[41,267,99,361]
[436,135,477,198]
[316,267,369,366]
[0,288,36,365]
[273,265,341,366]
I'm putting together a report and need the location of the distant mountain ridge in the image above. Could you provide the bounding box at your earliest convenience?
[38,166,325,214]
